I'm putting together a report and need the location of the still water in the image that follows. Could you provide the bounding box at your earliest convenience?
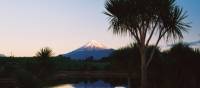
[50,80,127,88]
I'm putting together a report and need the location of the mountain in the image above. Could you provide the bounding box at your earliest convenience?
[0,54,6,57]
[63,40,114,60]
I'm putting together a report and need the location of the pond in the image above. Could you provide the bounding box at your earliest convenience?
[49,79,128,88]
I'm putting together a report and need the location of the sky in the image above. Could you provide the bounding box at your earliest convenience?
[0,0,199,57]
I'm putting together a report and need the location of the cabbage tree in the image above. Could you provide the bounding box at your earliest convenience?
[104,0,190,87]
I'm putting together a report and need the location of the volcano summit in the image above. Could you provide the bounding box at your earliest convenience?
[63,40,114,60]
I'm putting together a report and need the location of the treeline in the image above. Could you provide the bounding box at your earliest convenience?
[0,47,110,88]
[104,43,200,88]
[0,43,199,88]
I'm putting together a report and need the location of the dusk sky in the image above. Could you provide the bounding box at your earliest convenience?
[0,0,199,56]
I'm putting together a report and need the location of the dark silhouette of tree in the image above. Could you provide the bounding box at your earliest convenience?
[35,47,53,79]
[165,43,200,88]
[36,47,53,58]
[109,44,163,87]
[109,43,140,72]
[104,0,190,87]
[108,43,141,87]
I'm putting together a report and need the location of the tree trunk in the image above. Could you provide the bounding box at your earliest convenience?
[141,68,148,88]
[140,49,148,88]
[128,77,131,88]
[141,55,148,88]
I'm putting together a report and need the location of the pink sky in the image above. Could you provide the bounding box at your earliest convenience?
[0,0,199,56]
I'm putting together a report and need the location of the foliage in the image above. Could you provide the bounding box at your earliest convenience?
[0,43,199,87]
[35,47,53,58]
[0,56,111,87]
[106,42,200,88]
[104,0,190,87]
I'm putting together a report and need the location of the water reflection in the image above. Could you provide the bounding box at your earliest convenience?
[51,80,127,88]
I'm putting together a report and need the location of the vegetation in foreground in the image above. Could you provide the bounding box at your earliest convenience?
[107,43,200,88]
[104,0,190,87]
[0,43,199,88]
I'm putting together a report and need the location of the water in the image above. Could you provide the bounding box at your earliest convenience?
[50,80,127,88]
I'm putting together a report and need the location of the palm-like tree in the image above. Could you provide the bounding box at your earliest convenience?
[35,47,53,78]
[36,47,53,58]
[104,0,190,87]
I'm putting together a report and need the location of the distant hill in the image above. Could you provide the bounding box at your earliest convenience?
[0,54,6,57]
[63,40,114,60]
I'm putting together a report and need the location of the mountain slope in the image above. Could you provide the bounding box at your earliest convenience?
[0,54,6,57]
[63,40,114,60]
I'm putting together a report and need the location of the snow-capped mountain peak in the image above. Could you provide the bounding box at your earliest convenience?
[63,40,114,60]
[80,40,108,50]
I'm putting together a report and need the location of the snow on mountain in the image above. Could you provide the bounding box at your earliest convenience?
[63,40,114,60]
[76,40,109,51]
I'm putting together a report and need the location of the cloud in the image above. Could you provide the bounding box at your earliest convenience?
[187,40,200,46]
[166,40,200,47]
